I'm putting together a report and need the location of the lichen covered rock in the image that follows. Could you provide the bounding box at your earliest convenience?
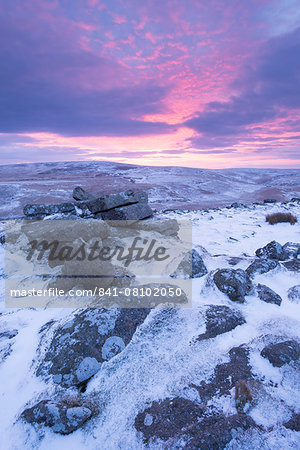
[287,285,300,303]
[213,269,252,302]
[135,397,205,441]
[37,308,149,387]
[197,305,245,341]
[255,240,287,261]
[261,340,300,367]
[256,284,282,306]
[246,259,278,278]
[22,399,92,435]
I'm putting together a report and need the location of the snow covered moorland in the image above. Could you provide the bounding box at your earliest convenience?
[0,162,300,218]
[0,187,299,449]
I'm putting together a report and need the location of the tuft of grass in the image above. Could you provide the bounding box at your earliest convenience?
[266,212,297,225]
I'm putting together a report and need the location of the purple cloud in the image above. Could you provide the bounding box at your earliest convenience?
[185,26,300,147]
[0,1,173,136]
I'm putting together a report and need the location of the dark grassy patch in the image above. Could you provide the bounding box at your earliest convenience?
[266,212,297,225]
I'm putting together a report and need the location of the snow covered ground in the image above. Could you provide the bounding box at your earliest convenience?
[0,198,299,449]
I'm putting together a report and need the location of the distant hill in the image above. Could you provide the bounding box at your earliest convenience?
[0,161,299,218]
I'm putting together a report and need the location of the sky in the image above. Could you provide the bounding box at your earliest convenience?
[0,0,299,168]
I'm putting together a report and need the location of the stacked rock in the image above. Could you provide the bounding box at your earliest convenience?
[23,187,153,221]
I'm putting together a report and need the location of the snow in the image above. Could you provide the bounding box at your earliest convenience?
[0,200,299,449]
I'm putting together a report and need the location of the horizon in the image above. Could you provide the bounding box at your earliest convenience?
[0,159,300,171]
[0,1,299,168]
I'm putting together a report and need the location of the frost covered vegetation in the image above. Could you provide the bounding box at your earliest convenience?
[266,212,298,225]
[0,189,299,449]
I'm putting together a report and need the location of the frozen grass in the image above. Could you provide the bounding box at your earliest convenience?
[266,212,297,225]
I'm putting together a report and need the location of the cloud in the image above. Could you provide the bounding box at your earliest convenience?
[184,26,300,147]
[0,1,173,137]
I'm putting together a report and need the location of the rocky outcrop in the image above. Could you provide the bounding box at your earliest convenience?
[171,249,208,279]
[197,305,245,341]
[255,240,287,261]
[256,284,282,306]
[22,399,93,435]
[37,308,149,387]
[261,340,300,367]
[23,189,152,221]
[213,269,252,302]
[87,191,148,214]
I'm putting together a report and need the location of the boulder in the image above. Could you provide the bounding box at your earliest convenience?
[287,285,300,302]
[171,249,208,279]
[264,199,277,203]
[213,268,253,302]
[256,284,282,306]
[255,241,287,261]
[22,400,92,435]
[37,308,149,387]
[135,397,205,441]
[261,340,300,367]
[197,305,245,341]
[73,186,95,201]
[99,202,153,222]
[246,259,278,278]
[282,242,300,259]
